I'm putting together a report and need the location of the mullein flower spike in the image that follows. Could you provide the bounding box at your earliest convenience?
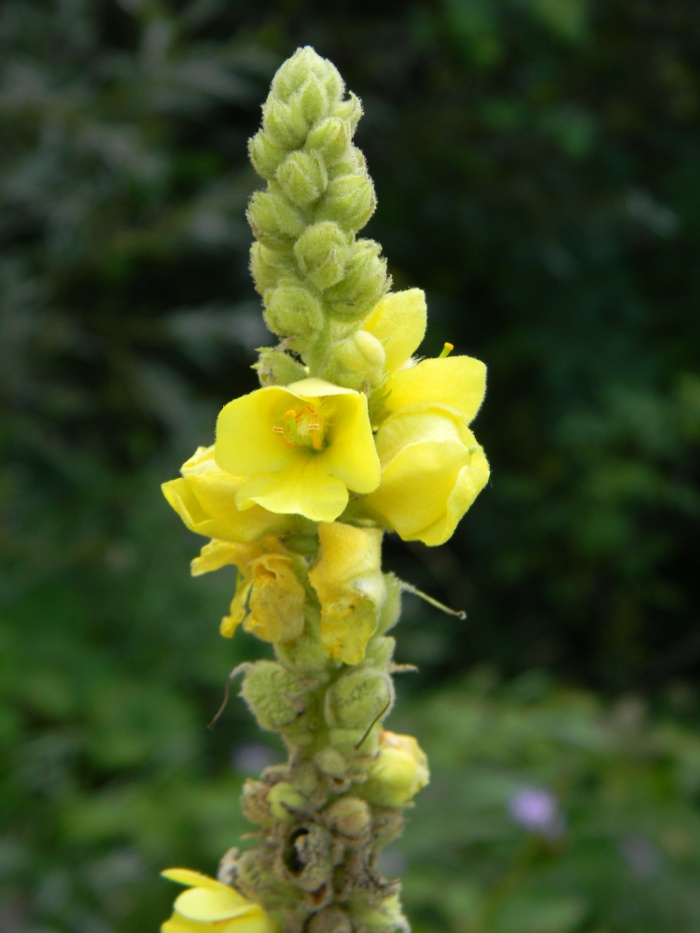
[160,45,488,932]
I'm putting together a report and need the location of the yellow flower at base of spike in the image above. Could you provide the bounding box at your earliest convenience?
[161,446,293,543]
[193,539,305,643]
[161,868,279,933]
[308,522,386,664]
[215,378,380,523]
[360,288,489,546]
[360,731,430,808]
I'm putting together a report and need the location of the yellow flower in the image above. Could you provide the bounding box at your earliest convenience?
[161,868,279,933]
[162,446,292,543]
[364,407,489,546]
[360,730,430,808]
[308,522,386,664]
[215,378,380,523]
[361,289,489,546]
[193,539,305,642]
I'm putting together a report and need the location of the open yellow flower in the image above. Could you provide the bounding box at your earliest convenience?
[364,407,489,546]
[308,522,386,664]
[193,538,305,642]
[162,446,292,543]
[361,289,489,545]
[161,868,279,933]
[215,378,380,523]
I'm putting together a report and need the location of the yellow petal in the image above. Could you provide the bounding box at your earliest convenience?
[363,289,427,371]
[319,394,380,494]
[220,577,253,638]
[162,914,203,933]
[245,554,306,643]
[366,411,489,546]
[216,388,294,476]
[385,356,486,423]
[309,523,386,664]
[191,540,260,576]
[236,457,350,522]
[174,887,260,922]
[161,869,226,891]
[162,447,288,543]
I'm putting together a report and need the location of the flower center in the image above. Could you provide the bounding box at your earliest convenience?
[273,405,326,451]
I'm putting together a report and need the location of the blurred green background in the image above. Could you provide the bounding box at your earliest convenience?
[2,1,699,930]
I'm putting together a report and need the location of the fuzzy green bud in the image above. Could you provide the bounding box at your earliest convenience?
[297,77,332,125]
[323,796,372,841]
[247,188,305,250]
[248,130,287,180]
[306,117,351,164]
[324,239,388,320]
[271,47,344,106]
[293,221,349,291]
[334,330,386,383]
[276,150,328,207]
[320,171,376,233]
[240,661,306,732]
[255,347,308,387]
[326,668,394,731]
[262,97,309,149]
[267,782,308,821]
[351,893,409,933]
[264,281,324,339]
[250,241,297,293]
[376,573,403,635]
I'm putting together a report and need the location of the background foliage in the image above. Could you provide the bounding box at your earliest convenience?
[2,1,698,930]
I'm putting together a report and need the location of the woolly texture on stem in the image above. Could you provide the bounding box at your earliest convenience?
[160,47,489,933]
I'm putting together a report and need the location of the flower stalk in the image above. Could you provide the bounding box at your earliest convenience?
[160,46,489,933]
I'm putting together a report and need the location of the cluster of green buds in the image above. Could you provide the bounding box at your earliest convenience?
[159,47,489,933]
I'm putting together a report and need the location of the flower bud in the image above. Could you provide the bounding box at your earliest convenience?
[248,130,287,180]
[264,281,324,338]
[376,573,402,635]
[267,782,308,821]
[335,92,363,134]
[306,117,351,164]
[293,220,349,291]
[314,746,348,778]
[271,47,342,104]
[360,732,429,808]
[324,239,388,321]
[323,796,372,841]
[275,150,328,207]
[297,78,331,125]
[262,97,309,149]
[247,188,305,250]
[240,661,306,732]
[250,241,297,294]
[334,330,386,383]
[320,172,376,233]
[255,347,308,387]
[351,893,409,933]
[326,668,394,731]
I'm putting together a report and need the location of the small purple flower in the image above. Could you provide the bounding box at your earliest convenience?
[508,786,565,838]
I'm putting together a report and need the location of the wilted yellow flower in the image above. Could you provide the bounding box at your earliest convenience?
[215,378,380,523]
[162,446,292,543]
[361,288,489,545]
[308,522,386,664]
[360,730,430,808]
[192,538,306,642]
[161,868,279,933]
